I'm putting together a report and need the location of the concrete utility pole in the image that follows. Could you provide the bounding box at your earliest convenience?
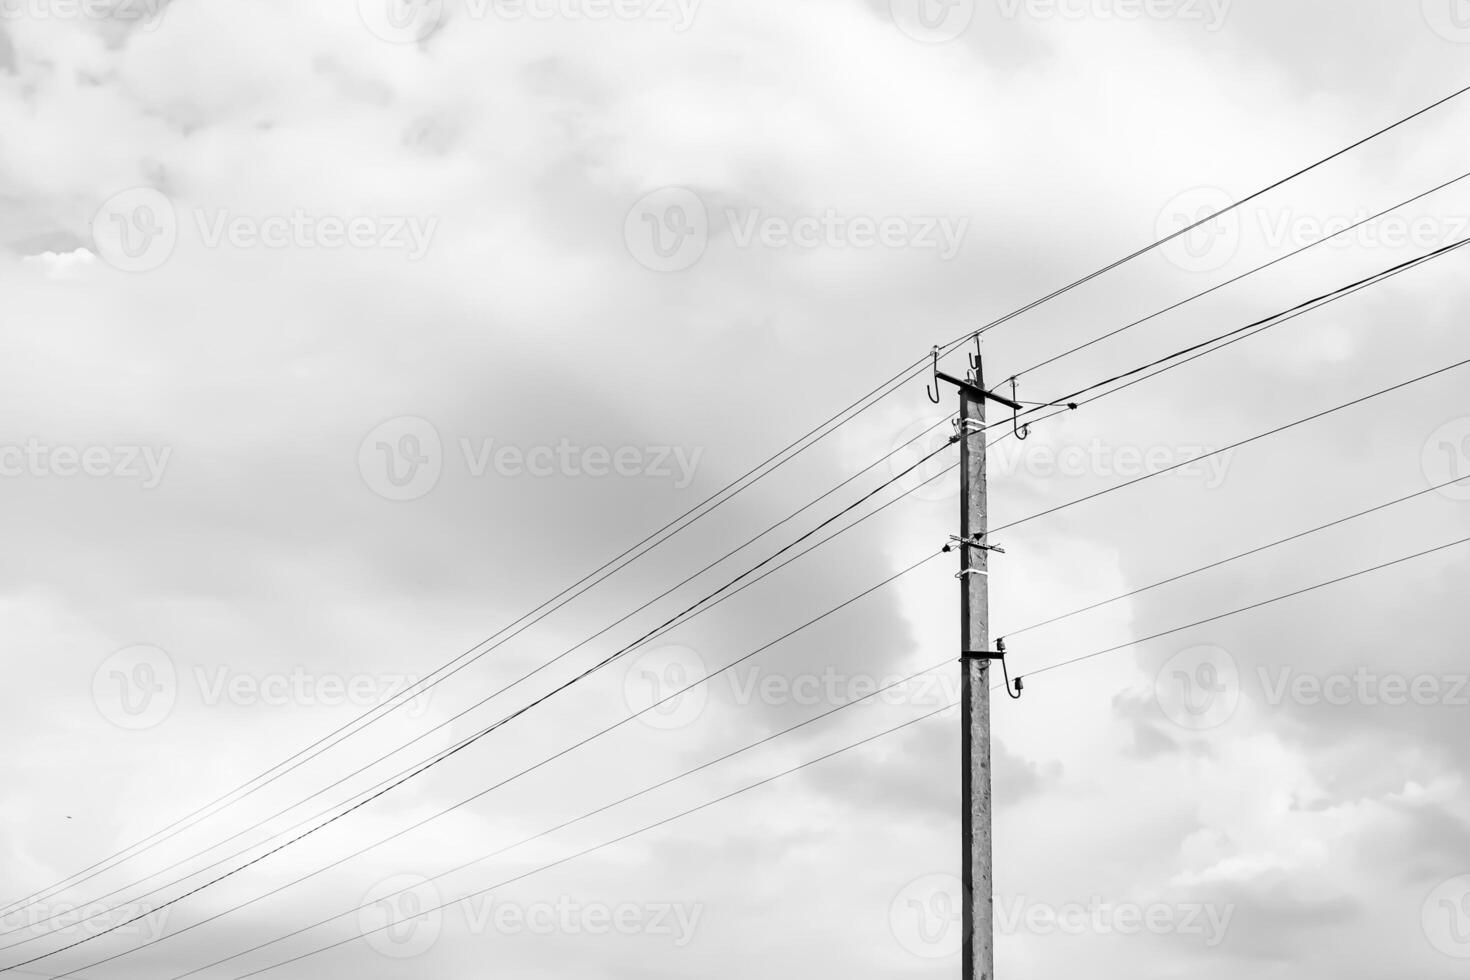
[932,348,1022,980]
[958,362,992,980]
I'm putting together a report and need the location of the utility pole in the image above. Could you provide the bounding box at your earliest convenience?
[931,348,1022,980]
[959,361,992,980]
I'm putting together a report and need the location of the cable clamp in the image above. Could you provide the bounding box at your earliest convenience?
[951,418,986,437]
[954,568,988,579]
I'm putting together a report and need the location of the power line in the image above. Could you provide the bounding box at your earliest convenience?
[221,527,1470,979]
[1003,474,1470,637]
[1038,236,1470,409]
[934,81,1470,356]
[1014,168,1470,380]
[25,80,1467,923]
[1,444,962,970]
[231,700,957,980]
[0,409,957,944]
[6,454,967,959]
[0,359,942,922]
[81,664,958,979]
[994,354,1470,535]
[1023,532,1470,679]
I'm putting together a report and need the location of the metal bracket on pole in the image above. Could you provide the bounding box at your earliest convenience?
[962,638,1024,700]
[946,534,1005,555]
[934,369,1024,412]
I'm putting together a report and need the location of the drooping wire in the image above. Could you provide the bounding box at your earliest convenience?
[1013,167,1470,380]
[23,81,1470,922]
[1,442,964,970]
[1003,474,1470,638]
[993,354,1470,536]
[85,663,960,980]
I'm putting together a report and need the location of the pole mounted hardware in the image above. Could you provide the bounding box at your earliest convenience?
[1010,377,1031,441]
[962,638,1024,700]
[945,534,1005,555]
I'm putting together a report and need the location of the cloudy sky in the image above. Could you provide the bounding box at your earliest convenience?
[2,0,1470,977]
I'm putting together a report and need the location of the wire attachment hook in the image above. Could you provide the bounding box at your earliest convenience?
[1009,377,1031,441]
[925,346,942,404]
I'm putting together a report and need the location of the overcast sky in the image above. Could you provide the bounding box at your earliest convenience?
[3,1,1470,978]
